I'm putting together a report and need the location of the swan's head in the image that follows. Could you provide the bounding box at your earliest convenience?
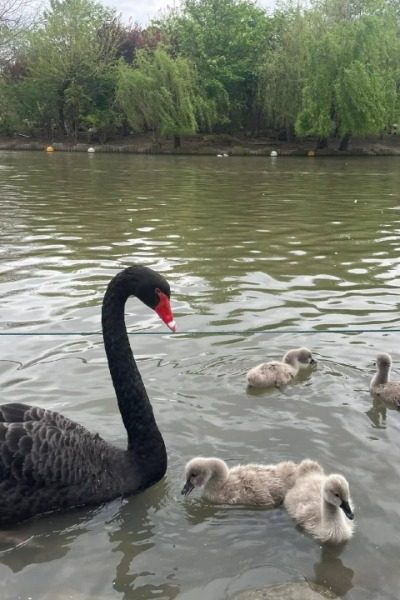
[323,474,354,520]
[181,457,228,496]
[375,352,392,373]
[284,347,316,369]
[127,265,176,331]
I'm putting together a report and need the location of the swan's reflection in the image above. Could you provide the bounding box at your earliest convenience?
[313,544,354,597]
[0,480,180,600]
[0,506,96,571]
[230,543,354,600]
[366,394,388,428]
[181,496,221,525]
[181,495,272,527]
[106,479,180,600]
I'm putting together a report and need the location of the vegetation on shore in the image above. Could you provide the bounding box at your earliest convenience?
[0,0,399,152]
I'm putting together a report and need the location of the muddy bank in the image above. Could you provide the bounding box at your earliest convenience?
[0,133,399,156]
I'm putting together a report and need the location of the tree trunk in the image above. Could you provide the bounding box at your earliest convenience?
[339,133,351,151]
[57,80,70,136]
[316,137,328,150]
[173,134,181,149]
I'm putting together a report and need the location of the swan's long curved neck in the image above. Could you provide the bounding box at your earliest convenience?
[320,497,350,543]
[102,274,166,480]
[321,498,339,523]
[372,366,390,387]
[370,367,390,388]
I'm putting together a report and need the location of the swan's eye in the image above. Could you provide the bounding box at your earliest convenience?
[191,472,198,478]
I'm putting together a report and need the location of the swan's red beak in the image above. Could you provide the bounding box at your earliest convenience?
[155,290,176,332]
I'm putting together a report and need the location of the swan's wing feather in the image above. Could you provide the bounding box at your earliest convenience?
[247,361,293,387]
[0,415,107,487]
[0,402,78,430]
[0,403,41,423]
[284,475,322,525]
[375,383,400,407]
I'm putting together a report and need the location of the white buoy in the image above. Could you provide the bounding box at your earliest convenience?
[270,150,278,157]
[88,147,95,153]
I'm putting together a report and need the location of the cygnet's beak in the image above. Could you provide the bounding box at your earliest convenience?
[181,479,194,496]
[340,500,354,520]
[310,358,317,366]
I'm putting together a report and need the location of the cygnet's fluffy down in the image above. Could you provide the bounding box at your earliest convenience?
[246,347,316,388]
[284,460,354,544]
[181,456,298,506]
[370,352,400,408]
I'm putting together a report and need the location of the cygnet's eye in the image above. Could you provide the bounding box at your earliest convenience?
[335,493,340,498]
[191,472,198,478]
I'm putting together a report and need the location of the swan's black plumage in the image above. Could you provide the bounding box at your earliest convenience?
[0,266,173,525]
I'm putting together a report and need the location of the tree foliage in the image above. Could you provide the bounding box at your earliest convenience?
[23,0,122,138]
[0,0,398,146]
[0,0,123,138]
[257,8,310,138]
[0,0,33,65]
[116,47,217,143]
[295,8,399,146]
[163,0,271,128]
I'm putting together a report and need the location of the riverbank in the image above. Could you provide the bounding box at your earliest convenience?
[0,133,399,156]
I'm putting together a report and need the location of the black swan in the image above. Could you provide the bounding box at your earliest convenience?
[0,265,176,525]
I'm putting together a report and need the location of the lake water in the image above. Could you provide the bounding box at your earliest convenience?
[0,151,400,600]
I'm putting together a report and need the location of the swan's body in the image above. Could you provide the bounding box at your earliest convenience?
[0,266,176,525]
[246,347,316,388]
[181,456,298,506]
[370,352,400,408]
[284,460,354,543]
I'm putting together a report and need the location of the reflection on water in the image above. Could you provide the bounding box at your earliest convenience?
[365,395,389,429]
[108,482,181,600]
[313,545,354,598]
[1,152,400,599]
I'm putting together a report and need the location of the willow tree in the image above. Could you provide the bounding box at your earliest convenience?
[258,7,310,140]
[116,47,216,148]
[18,0,122,138]
[0,0,31,66]
[296,8,399,149]
[162,0,271,130]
